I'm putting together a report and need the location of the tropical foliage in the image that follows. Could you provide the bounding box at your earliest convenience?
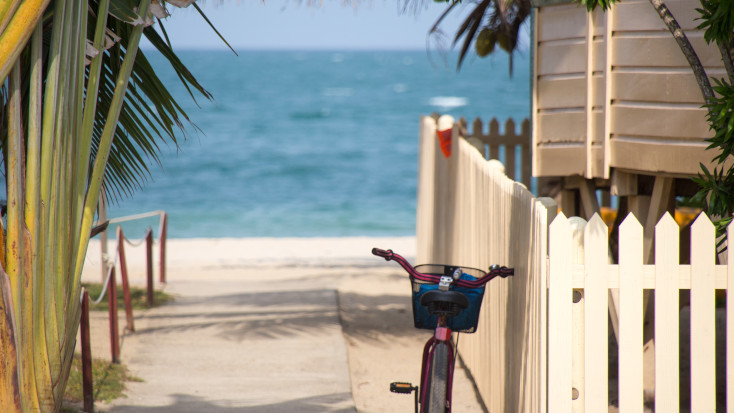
[0,0,211,411]
[419,0,532,72]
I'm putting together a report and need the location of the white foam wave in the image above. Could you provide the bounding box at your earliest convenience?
[428,96,469,109]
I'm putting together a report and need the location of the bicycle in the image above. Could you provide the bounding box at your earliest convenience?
[371,248,513,413]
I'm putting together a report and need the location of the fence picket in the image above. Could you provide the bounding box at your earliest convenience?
[618,214,644,412]
[549,213,573,413]
[690,214,716,412]
[584,214,608,412]
[569,216,586,413]
[655,213,680,413]
[416,115,437,264]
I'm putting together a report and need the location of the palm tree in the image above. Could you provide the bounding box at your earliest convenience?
[0,1,211,411]
[415,0,532,72]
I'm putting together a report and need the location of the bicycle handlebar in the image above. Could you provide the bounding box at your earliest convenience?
[371,248,513,288]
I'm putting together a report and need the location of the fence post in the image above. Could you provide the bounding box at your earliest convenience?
[504,119,517,181]
[159,212,167,284]
[81,288,94,413]
[99,190,108,284]
[583,215,609,411]
[548,213,573,413]
[146,228,154,307]
[108,267,120,364]
[618,214,644,412]
[520,119,531,189]
[117,226,134,332]
[569,216,586,412]
[690,215,716,411]
[655,213,680,412]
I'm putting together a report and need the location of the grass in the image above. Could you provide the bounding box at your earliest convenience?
[57,283,173,411]
[61,354,141,412]
[82,282,174,311]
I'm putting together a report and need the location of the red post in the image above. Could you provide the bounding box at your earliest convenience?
[81,289,94,413]
[108,267,120,364]
[117,226,134,332]
[146,229,154,307]
[159,212,167,284]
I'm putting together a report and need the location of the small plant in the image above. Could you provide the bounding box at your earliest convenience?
[60,354,142,412]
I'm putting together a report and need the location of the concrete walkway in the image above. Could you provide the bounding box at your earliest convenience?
[100,264,356,413]
[78,237,483,413]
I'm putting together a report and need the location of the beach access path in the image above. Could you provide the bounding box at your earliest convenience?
[78,237,485,413]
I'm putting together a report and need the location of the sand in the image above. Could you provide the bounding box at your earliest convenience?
[76,236,485,412]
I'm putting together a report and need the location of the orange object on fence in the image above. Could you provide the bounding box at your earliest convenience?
[436,115,455,158]
[437,128,452,158]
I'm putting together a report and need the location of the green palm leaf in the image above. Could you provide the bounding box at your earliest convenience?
[0,1,225,411]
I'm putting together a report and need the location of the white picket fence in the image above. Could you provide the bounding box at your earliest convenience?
[416,115,732,412]
[549,212,732,413]
[416,115,553,412]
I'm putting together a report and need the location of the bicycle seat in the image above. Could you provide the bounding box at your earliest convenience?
[420,290,469,317]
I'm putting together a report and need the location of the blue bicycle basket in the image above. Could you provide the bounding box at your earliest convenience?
[411,264,487,334]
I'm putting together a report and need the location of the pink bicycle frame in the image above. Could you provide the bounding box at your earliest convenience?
[419,325,455,412]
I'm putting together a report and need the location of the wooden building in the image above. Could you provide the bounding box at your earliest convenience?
[531,0,727,252]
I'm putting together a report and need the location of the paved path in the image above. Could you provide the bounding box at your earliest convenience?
[78,237,483,413]
[99,264,356,413]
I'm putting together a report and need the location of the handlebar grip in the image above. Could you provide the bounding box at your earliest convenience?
[371,248,394,260]
[496,266,514,278]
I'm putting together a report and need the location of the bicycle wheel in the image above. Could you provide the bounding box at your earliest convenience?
[424,342,449,413]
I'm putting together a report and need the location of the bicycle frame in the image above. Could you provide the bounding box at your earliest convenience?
[420,320,455,412]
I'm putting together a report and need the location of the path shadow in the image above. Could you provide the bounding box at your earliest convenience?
[170,289,338,309]
[128,289,341,341]
[337,290,428,342]
[105,392,355,413]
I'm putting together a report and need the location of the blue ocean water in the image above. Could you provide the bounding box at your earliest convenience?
[108,50,530,238]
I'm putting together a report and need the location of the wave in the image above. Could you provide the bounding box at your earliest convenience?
[428,96,469,109]
[393,83,408,94]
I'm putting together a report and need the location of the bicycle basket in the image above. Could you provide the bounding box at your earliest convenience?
[411,264,487,334]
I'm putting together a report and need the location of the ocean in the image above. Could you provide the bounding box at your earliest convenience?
[107,49,531,238]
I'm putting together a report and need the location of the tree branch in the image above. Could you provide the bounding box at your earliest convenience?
[649,0,715,105]
[717,39,734,84]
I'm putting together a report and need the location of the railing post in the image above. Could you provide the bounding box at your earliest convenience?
[99,190,108,284]
[117,226,134,332]
[159,212,167,284]
[108,267,120,364]
[81,288,94,413]
[146,228,154,307]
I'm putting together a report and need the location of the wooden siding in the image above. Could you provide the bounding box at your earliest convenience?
[532,0,725,178]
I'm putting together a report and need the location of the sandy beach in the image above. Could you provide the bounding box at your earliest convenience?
[79,236,485,412]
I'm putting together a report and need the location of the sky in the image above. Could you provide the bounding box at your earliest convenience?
[147,1,516,51]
